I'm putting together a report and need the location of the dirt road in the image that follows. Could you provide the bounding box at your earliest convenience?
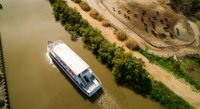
[86,0,200,58]
[66,0,200,108]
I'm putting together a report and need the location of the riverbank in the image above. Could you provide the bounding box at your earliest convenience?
[0,34,10,109]
[139,49,200,91]
[64,0,200,108]
[49,0,194,108]
[0,71,6,109]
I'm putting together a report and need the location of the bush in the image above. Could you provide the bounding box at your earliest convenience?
[72,0,81,3]
[89,9,98,19]
[102,20,110,27]
[96,14,104,21]
[70,32,79,41]
[115,30,127,41]
[79,1,91,12]
[0,100,5,108]
[125,39,139,50]
[89,9,104,21]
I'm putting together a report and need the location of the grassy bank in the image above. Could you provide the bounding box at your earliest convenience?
[139,49,200,91]
[49,0,194,108]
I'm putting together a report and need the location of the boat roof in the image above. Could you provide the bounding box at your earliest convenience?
[52,41,89,75]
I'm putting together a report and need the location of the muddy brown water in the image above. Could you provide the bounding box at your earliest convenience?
[0,0,161,109]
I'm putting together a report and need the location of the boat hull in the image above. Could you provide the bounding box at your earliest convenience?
[48,52,101,97]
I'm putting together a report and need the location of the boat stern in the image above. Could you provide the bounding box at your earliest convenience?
[86,79,102,97]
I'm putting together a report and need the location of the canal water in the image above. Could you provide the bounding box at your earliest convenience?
[0,0,161,109]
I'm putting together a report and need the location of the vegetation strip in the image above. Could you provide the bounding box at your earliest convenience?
[48,0,194,108]
[139,49,200,91]
[0,34,10,109]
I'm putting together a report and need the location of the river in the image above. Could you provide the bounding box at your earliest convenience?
[0,0,161,109]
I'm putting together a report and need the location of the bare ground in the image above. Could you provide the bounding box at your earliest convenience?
[66,0,200,108]
[86,0,200,58]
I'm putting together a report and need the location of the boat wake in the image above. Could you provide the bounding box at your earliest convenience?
[97,89,122,109]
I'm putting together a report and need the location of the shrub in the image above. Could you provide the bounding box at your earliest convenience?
[102,20,110,27]
[0,100,5,108]
[79,1,91,12]
[89,9,104,21]
[96,14,104,21]
[115,30,127,41]
[72,0,81,3]
[89,9,98,19]
[125,39,139,50]
[70,32,79,41]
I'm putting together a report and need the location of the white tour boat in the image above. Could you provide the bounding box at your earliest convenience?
[47,40,101,97]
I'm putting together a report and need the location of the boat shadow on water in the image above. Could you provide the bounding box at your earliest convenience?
[51,58,104,103]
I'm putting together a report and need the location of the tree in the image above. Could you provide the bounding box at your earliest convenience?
[112,49,152,94]
[97,41,116,67]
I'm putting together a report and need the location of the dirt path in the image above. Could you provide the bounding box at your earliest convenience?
[66,0,200,108]
[86,0,200,58]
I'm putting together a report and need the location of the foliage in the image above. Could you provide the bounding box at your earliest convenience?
[139,49,200,91]
[150,81,194,109]
[89,9,104,21]
[115,30,127,41]
[112,50,152,94]
[0,73,2,82]
[79,1,91,12]
[0,100,5,108]
[170,0,200,20]
[72,0,81,3]
[102,20,110,27]
[189,54,200,64]
[125,39,139,50]
[49,0,194,108]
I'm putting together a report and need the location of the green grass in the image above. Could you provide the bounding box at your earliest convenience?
[181,57,200,84]
[151,81,194,109]
[138,49,200,91]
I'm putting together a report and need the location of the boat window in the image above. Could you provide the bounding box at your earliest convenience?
[90,75,95,80]
[82,69,89,75]
[80,83,84,87]
[84,76,90,83]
